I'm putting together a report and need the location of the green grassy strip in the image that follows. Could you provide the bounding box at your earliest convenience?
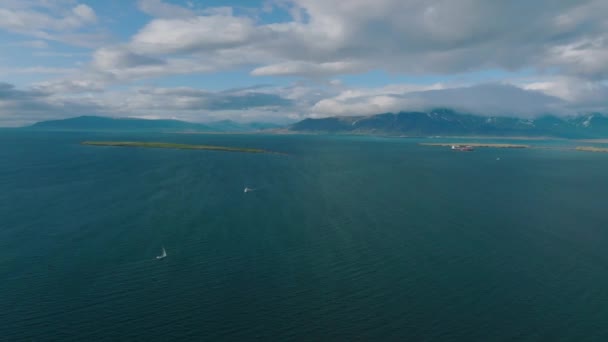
[82,141,276,154]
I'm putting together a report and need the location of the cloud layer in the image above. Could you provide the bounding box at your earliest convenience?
[102,0,608,78]
[1,0,608,125]
[0,1,105,47]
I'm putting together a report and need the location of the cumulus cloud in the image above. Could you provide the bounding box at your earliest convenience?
[17,40,49,49]
[0,82,46,99]
[311,83,444,116]
[406,84,565,117]
[3,0,608,124]
[33,79,106,93]
[311,83,569,118]
[0,3,97,32]
[0,2,105,47]
[2,78,607,127]
[0,66,77,76]
[546,38,608,80]
[92,85,300,123]
[0,82,298,126]
[522,76,608,113]
[54,0,606,100]
[251,61,364,77]
[131,15,255,54]
[0,82,105,126]
[89,0,608,78]
[92,47,166,69]
[71,4,97,24]
[125,87,293,111]
[137,0,195,19]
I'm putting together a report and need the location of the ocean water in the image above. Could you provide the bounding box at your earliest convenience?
[2,131,608,341]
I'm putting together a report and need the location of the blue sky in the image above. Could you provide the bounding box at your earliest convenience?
[1,0,608,126]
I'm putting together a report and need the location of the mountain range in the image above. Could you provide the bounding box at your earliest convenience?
[24,110,608,138]
[289,109,608,138]
[27,116,282,132]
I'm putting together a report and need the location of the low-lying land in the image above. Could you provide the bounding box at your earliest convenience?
[420,143,530,148]
[575,146,608,153]
[578,139,608,144]
[81,141,281,154]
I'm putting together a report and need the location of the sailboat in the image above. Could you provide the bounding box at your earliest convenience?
[156,247,167,260]
[244,187,252,193]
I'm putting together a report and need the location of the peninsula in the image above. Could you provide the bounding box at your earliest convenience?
[81,141,281,154]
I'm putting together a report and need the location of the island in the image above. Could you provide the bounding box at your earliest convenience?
[575,146,608,153]
[419,143,529,148]
[81,141,283,154]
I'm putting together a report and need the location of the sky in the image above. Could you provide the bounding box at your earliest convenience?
[1,0,608,126]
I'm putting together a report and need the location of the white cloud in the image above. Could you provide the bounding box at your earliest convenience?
[546,38,608,80]
[18,40,49,49]
[522,76,608,112]
[92,47,165,69]
[72,4,97,23]
[0,82,298,126]
[22,0,595,98]
[0,66,77,75]
[406,84,565,117]
[131,15,254,54]
[201,7,234,16]
[33,79,106,93]
[311,83,445,116]
[0,82,105,127]
[137,0,195,18]
[4,0,608,125]
[0,3,96,32]
[0,2,104,47]
[2,78,608,127]
[306,82,576,118]
[251,61,364,77]
[69,0,606,83]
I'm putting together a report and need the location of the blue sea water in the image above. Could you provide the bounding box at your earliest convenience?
[1,131,608,341]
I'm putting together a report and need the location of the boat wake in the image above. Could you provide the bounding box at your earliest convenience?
[156,247,167,260]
